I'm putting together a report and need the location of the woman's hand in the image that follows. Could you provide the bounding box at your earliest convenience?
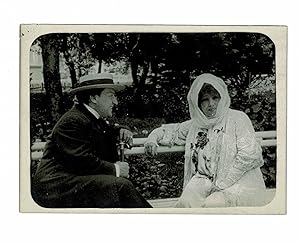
[145,142,158,156]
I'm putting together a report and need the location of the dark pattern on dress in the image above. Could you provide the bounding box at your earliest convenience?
[190,131,209,173]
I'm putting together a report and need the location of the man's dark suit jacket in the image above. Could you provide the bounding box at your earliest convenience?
[32,103,125,207]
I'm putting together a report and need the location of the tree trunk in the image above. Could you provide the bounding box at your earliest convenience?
[130,58,139,87]
[138,61,149,89]
[63,51,78,88]
[151,59,158,87]
[68,61,77,87]
[130,60,149,91]
[40,36,63,123]
[130,60,150,118]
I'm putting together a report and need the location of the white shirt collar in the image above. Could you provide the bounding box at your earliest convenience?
[83,103,100,119]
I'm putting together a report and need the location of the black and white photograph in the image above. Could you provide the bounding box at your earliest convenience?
[20,25,286,213]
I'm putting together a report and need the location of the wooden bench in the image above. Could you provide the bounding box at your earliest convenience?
[31,130,277,207]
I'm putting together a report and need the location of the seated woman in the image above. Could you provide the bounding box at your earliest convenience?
[144,73,266,208]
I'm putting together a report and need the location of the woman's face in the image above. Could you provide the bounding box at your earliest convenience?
[198,85,221,119]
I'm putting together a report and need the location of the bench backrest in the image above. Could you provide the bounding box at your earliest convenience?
[31,130,276,161]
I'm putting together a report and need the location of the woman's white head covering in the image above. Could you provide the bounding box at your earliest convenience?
[183,73,231,187]
[187,73,231,129]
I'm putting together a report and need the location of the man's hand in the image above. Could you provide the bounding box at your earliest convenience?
[145,142,158,157]
[117,161,130,178]
[119,128,133,147]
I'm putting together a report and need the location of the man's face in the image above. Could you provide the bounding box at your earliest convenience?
[93,88,118,118]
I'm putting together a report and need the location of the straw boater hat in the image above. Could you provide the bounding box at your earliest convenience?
[69,73,125,94]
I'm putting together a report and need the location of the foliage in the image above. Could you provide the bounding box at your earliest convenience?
[32,32,275,94]
[110,116,165,138]
[31,32,276,124]
[30,93,73,143]
[229,74,276,131]
[129,153,184,199]
[115,84,190,122]
[245,92,276,131]
[60,34,97,85]
[128,146,276,200]
[114,74,276,132]
[156,84,190,123]
[261,146,277,188]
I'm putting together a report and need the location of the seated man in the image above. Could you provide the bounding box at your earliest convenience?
[32,73,152,208]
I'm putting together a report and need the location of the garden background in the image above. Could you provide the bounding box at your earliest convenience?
[30,32,276,200]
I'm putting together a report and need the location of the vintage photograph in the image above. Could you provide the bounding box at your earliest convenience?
[20,25,286,213]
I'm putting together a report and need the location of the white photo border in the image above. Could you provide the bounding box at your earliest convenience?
[20,24,287,214]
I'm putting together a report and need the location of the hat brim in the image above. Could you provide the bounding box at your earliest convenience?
[69,84,125,94]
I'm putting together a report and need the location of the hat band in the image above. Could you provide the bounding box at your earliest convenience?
[79,78,113,87]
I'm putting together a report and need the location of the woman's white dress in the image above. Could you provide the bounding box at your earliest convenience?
[146,109,266,207]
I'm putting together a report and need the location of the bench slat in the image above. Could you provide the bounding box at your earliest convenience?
[255,131,276,138]
[31,142,46,151]
[31,138,148,151]
[261,139,277,147]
